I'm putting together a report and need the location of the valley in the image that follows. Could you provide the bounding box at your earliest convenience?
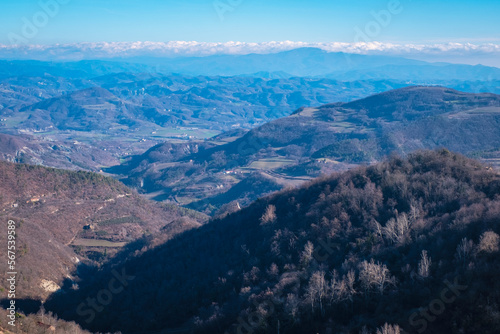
[109,86,500,214]
[1,49,500,334]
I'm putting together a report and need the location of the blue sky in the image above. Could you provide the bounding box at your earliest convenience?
[1,0,499,44]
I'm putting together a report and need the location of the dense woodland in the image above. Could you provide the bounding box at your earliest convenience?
[42,150,500,333]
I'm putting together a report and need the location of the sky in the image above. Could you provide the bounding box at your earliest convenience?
[0,0,499,64]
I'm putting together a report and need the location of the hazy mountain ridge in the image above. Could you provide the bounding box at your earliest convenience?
[4,48,500,79]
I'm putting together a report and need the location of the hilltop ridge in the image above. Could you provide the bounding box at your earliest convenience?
[46,150,500,334]
[110,86,500,213]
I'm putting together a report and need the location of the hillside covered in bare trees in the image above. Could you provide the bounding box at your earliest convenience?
[44,150,500,334]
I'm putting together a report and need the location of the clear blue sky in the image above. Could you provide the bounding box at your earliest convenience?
[1,0,499,45]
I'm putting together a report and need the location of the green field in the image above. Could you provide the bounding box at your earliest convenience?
[98,216,142,226]
[245,158,295,170]
[72,238,127,248]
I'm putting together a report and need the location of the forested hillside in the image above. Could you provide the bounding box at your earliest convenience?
[111,86,500,214]
[46,150,500,334]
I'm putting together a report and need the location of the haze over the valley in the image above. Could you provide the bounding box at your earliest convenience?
[1,0,500,334]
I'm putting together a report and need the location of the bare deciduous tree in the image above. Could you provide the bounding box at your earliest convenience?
[478,230,500,253]
[305,270,327,315]
[359,259,396,294]
[300,241,314,267]
[376,323,401,334]
[328,269,356,305]
[260,204,277,225]
[418,250,432,279]
[455,237,474,264]
[267,263,279,278]
[383,213,412,244]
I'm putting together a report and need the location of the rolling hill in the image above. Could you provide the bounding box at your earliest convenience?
[3,74,411,133]
[45,150,500,334]
[110,86,500,213]
[0,161,207,302]
[0,73,413,175]
[1,59,499,180]
[0,132,119,170]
